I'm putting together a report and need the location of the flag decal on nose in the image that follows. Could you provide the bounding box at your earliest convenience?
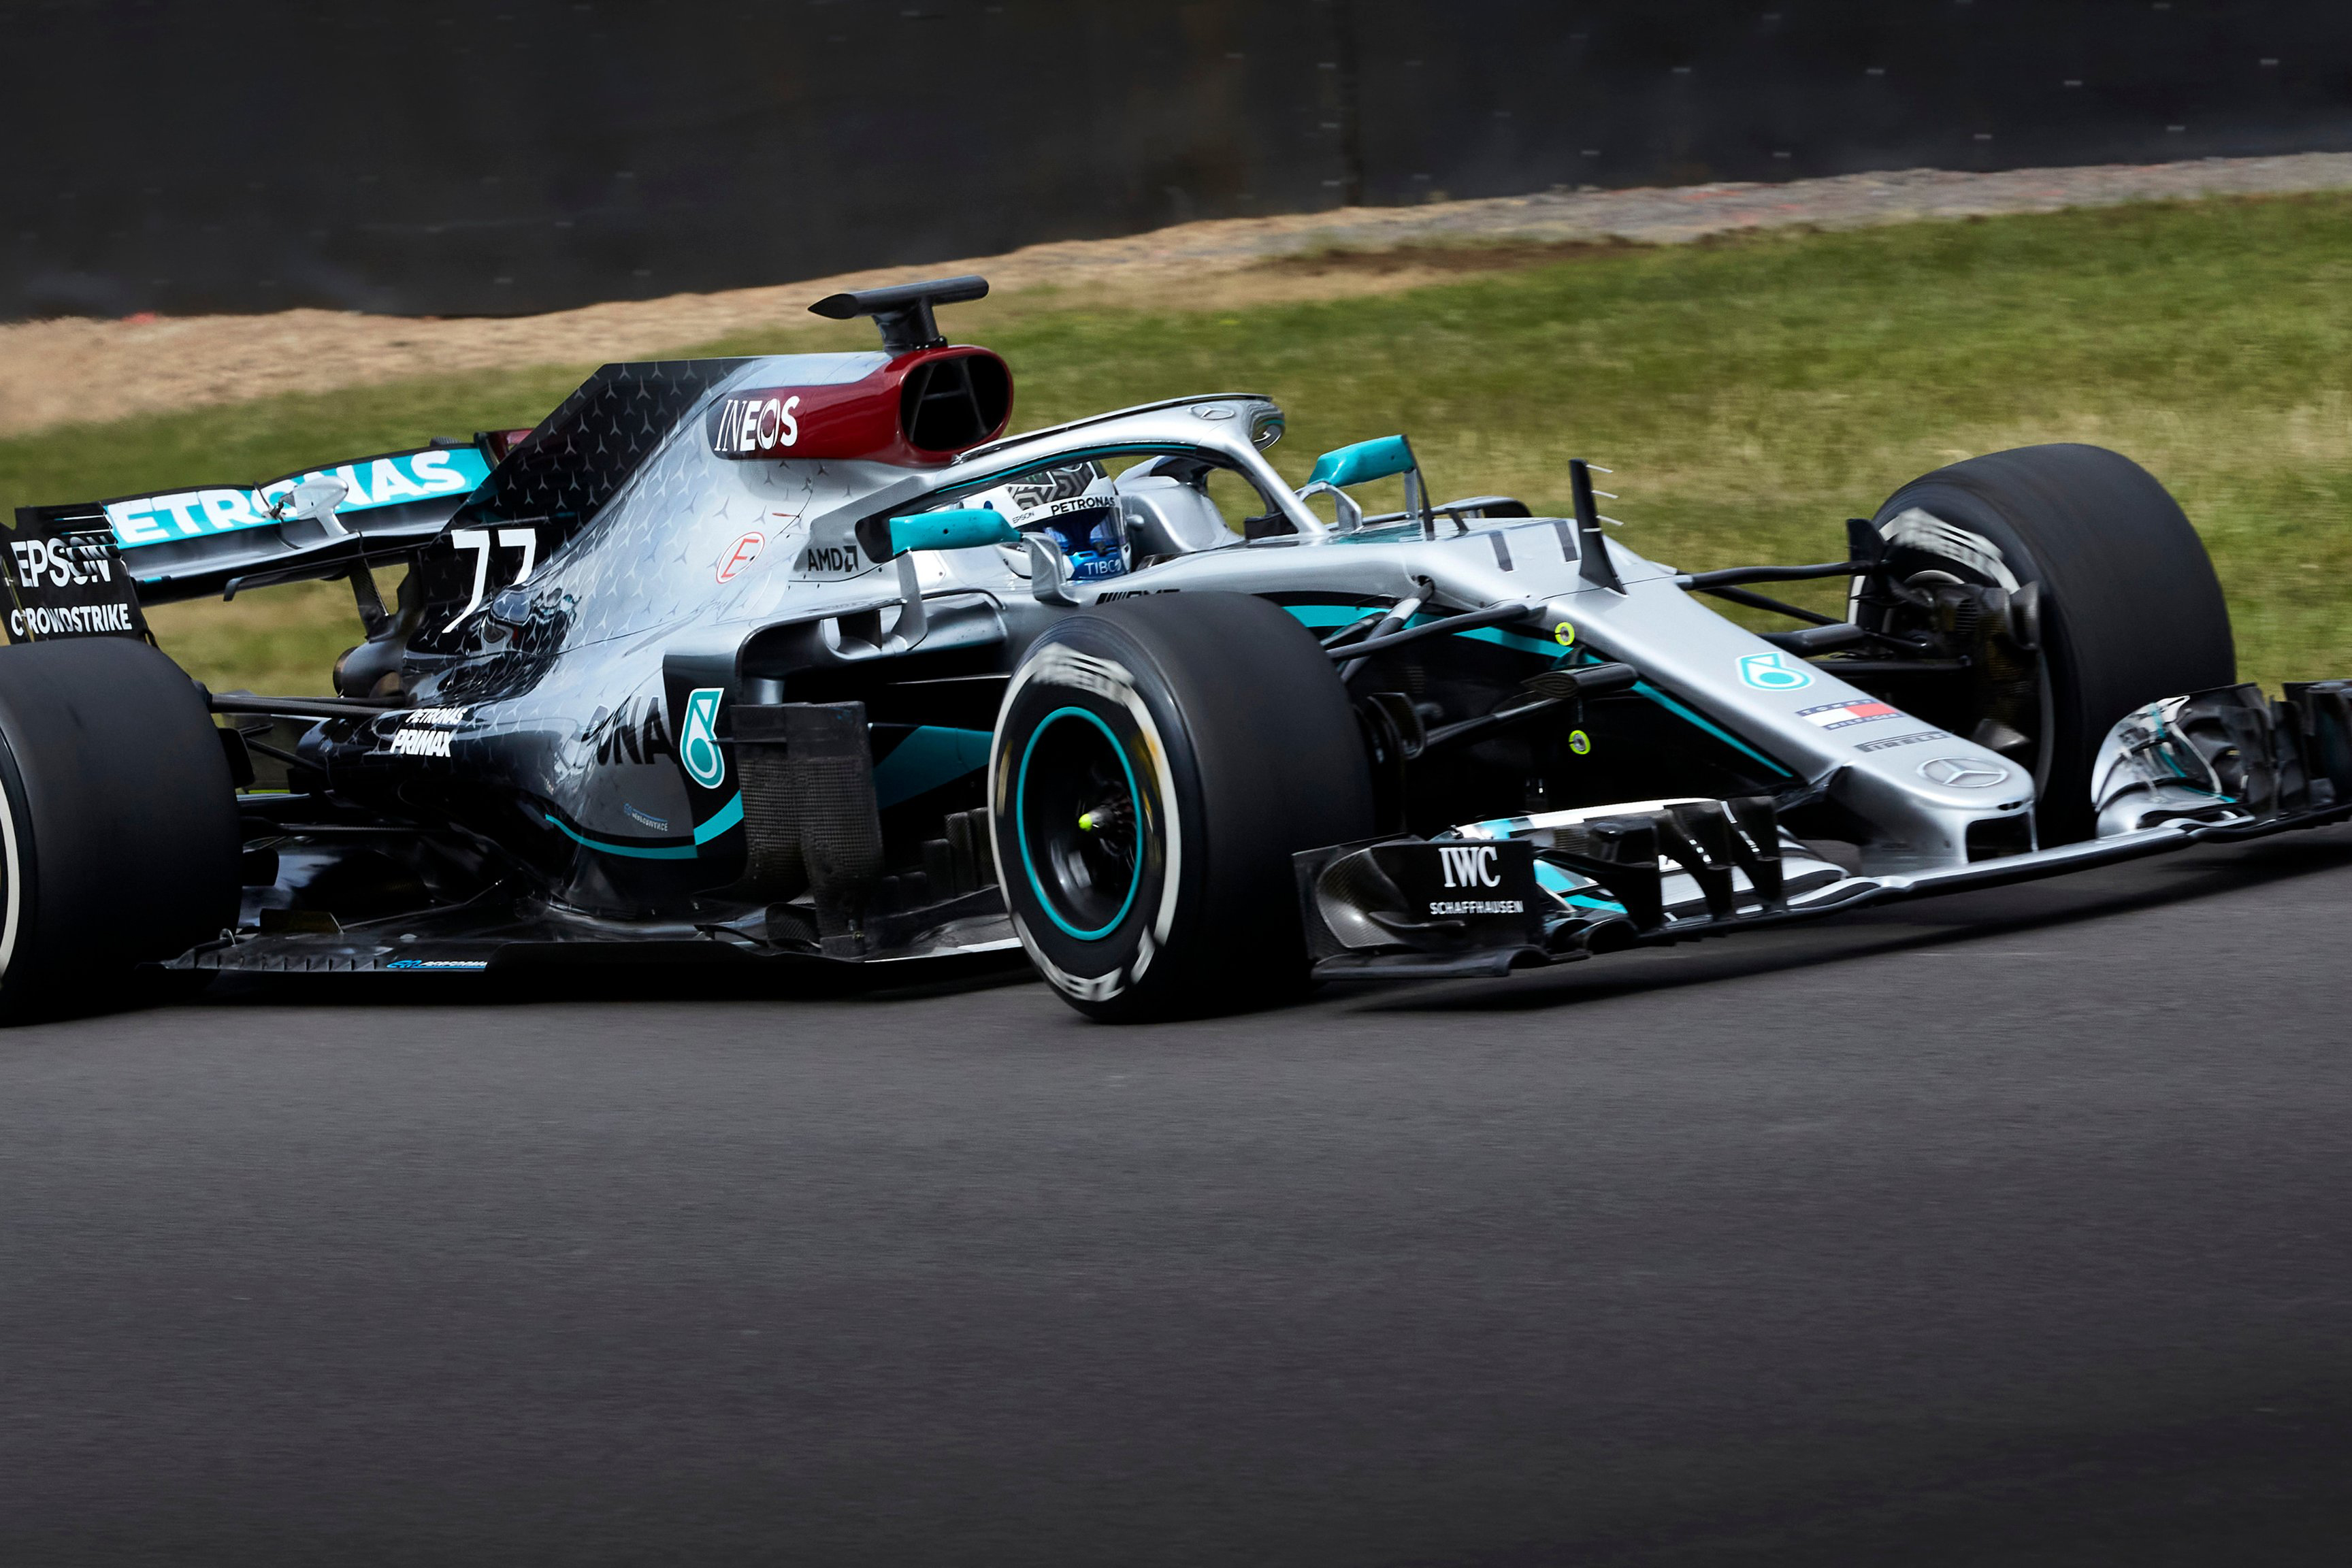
[1797,698,1901,730]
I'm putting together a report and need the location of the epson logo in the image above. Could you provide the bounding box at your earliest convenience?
[1438,845,1501,888]
[9,537,110,590]
[713,393,802,456]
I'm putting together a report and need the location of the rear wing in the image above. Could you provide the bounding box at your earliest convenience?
[8,435,513,608]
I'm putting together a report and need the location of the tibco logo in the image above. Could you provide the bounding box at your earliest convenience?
[717,532,765,583]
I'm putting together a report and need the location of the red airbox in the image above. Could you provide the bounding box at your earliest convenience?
[707,346,1011,468]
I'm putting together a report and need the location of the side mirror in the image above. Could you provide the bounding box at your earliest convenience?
[1301,434,1428,529]
[884,508,1022,557]
[1306,434,1417,489]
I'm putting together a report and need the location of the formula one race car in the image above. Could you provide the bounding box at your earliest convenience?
[3,276,2346,1023]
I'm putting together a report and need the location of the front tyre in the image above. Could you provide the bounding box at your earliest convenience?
[991,593,1373,1022]
[1866,444,2234,843]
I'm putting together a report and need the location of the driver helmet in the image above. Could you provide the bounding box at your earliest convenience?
[962,462,1131,581]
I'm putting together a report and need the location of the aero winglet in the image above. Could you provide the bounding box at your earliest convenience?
[1571,459,1622,593]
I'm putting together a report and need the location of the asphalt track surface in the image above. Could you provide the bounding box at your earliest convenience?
[5,829,2352,1565]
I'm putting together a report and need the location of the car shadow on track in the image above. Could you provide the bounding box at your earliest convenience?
[183,946,1039,1013]
[1345,827,2352,1017]
[150,828,2352,1023]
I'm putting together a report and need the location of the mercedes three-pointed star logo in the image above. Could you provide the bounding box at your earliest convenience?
[1918,756,2010,788]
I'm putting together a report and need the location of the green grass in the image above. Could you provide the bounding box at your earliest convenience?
[8,193,2352,692]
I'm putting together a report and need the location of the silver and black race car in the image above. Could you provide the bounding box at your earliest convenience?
[1,276,2342,1022]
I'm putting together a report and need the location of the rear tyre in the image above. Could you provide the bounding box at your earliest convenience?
[1868,444,2234,843]
[991,593,1374,1022]
[0,639,241,1022]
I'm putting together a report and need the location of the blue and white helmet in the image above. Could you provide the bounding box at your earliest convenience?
[962,462,1130,581]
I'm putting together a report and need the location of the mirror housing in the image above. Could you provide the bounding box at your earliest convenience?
[884,508,1022,557]
[1306,434,1417,489]
[1303,434,1429,529]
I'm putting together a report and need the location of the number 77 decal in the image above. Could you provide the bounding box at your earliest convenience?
[442,527,540,633]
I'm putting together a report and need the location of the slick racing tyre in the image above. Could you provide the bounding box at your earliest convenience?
[991,592,1374,1022]
[0,638,240,1021]
[1867,444,2234,844]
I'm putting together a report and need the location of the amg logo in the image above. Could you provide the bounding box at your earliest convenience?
[1438,845,1501,888]
[1094,587,1177,602]
[794,543,866,576]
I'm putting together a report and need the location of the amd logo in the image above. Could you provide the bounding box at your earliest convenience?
[1438,845,1501,888]
[794,542,867,577]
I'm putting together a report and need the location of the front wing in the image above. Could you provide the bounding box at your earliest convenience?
[1298,680,2352,981]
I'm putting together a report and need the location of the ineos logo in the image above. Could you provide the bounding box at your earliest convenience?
[1439,845,1501,888]
[713,393,801,455]
[1919,757,2009,788]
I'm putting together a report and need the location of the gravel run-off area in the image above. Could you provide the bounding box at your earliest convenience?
[7,152,2352,439]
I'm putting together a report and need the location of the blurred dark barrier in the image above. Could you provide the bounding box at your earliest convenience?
[9,0,2352,320]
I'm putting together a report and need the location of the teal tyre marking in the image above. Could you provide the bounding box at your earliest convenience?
[1015,705,1144,941]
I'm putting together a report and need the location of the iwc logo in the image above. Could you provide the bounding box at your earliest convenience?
[1918,756,2009,788]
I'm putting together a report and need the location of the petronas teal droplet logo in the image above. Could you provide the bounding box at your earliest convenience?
[681,687,726,789]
